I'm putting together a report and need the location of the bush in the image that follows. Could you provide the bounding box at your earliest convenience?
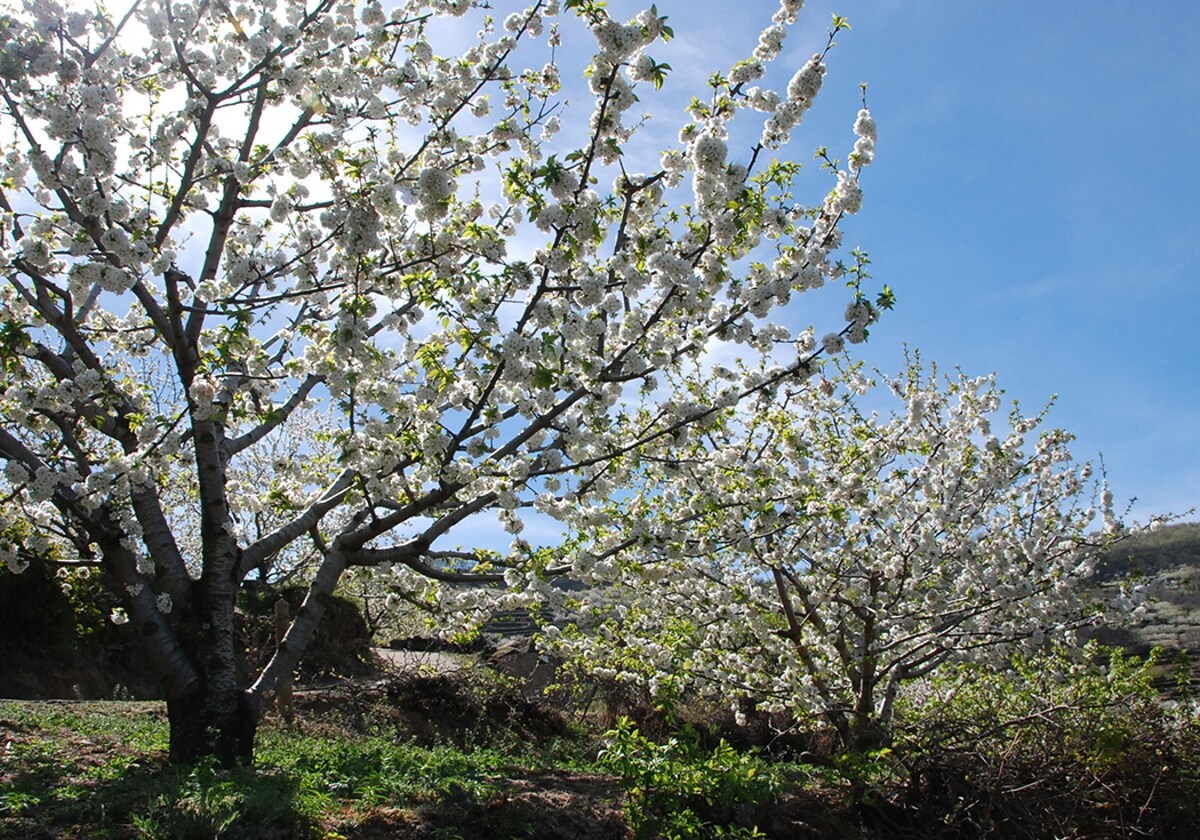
[891,644,1200,838]
[599,716,777,839]
[238,587,378,683]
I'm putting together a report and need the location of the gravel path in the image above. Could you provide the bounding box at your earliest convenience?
[372,647,473,674]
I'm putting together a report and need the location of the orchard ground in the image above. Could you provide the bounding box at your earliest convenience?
[4,524,1200,837]
[6,629,1200,838]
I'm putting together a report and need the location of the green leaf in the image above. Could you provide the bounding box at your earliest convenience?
[531,365,555,390]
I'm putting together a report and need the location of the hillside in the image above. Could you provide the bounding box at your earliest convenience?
[1090,522,1200,655]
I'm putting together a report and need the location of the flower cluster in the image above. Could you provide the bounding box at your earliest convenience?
[850,107,877,171]
[762,55,824,147]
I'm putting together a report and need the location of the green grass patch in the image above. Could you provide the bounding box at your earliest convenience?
[0,698,602,839]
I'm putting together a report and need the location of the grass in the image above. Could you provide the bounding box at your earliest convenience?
[5,650,1200,839]
[0,695,611,840]
[0,701,292,838]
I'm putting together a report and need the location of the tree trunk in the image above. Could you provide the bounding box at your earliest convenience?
[162,586,259,765]
[273,597,294,724]
[166,686,258,765]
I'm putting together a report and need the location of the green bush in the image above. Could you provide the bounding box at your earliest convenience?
[599,716,775,839]
[891,644,1200,838]
[0,519,123,651]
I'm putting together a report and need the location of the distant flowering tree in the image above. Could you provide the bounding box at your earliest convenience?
[0,0,885,763]
[544,359,1128,750]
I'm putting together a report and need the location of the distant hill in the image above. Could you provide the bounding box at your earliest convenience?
[1088,522,1200,656]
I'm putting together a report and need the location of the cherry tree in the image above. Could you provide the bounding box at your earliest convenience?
[545,359,1127,750]
[0,0,883,762]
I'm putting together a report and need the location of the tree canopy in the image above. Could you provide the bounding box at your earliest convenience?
[0,0,882,762]
[545,358,1127,748]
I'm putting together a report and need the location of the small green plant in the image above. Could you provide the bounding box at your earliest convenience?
[130,775,241,839]
[830,745,902,793]
[599,716,774,839]
[129,760,302,840]
[0,787,42,816]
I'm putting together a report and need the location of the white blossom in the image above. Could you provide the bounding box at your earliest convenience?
[546,362,1133,748]
[0,0,888,760]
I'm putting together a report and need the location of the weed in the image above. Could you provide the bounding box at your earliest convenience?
[128,760,304,840]
[600,716,776,839]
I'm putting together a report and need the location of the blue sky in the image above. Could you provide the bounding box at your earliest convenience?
[598,0,1199,521]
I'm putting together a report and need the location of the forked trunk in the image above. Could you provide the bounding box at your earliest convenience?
[158,550,346,764]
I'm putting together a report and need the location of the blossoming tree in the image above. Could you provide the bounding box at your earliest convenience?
[0,0,884,762]
[545,359,1126,750]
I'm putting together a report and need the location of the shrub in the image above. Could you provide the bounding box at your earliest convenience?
[891,644,1200,838]
[599,716,776,839]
